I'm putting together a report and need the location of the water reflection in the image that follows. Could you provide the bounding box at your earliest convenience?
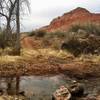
[0,77,20,95]
[20,75,69,99]
[0,75,69,99]
[0,75,99,100]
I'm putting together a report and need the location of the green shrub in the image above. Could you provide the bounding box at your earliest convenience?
[61,36,100,56]
[51,38,61,50]
[0,30,16,51]
[28,30,47,37]
[84,23,100,35]
[42,38,51,47]
[28,31,36,36]
[44,31,66,39]
[65,23,100,56]
[35,30,46,37]
[0,31,5,49]
[53,31,66,38]
[69,24,84,33]
[61,37,81,56]
[44,32,54,38]
[69,23,100,36]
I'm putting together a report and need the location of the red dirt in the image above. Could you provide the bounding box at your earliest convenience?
[21,35,41,49]
[41,7,100,32]
[0,57,100,78]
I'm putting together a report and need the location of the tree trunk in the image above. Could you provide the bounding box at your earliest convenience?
[15,0,21,55]
[16,77,20,95]
[6,18,12,41]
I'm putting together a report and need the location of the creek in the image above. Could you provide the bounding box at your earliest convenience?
[0,74,100,100]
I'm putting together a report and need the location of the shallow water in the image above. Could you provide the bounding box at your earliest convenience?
[20,74,72,100]
[0,74,100,100]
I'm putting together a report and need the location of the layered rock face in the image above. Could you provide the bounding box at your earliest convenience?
[41,7,100,32]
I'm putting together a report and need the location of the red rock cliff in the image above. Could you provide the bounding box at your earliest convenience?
[41,7,100,32]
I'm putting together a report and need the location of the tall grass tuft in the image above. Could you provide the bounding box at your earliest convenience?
[69,22,100,36]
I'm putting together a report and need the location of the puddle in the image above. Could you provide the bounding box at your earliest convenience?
[0,74,100,100]
[20,74,72,100]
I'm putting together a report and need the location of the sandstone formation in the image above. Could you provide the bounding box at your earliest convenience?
[41,7,100,32]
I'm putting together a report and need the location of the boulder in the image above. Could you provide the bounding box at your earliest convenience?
[52,81,84,100]
[69,81,84,97]
[52,86,71,100]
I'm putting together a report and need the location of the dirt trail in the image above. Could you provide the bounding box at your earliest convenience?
[21,35,41,49]
[21,36,34,49]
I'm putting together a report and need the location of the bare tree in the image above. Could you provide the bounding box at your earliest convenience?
[15,0,30,55]
[0,0,17,40]
[15,0,20,55]
[0,0,30,55]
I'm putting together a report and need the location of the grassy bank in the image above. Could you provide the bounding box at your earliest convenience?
[0,48,100,78]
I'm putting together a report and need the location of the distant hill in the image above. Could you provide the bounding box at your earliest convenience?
[41,7,100,32]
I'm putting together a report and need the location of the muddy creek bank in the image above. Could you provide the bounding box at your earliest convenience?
[0,60,100,78]
[0,74,100,100]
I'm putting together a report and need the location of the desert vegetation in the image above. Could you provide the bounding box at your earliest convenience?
[61,23,100,56]
[28,23,100,57]
[0,0,30,55]
[0,4,100,99]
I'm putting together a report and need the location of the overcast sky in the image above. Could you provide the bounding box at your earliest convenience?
[21,0,100,32]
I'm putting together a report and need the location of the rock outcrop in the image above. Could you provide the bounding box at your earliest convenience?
[52,82,84,100]
[41,7,100,32]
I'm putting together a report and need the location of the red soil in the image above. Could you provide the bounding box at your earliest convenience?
[41,7,100,32]
[21,35,41,49]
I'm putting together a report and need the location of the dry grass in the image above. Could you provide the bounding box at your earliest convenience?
[0,48,22,62]
[0,47,100,65]
[74,54,100,63]
[0,48,72,63]
[21,48,73,59]
[0,55,22,62]
[0,48,100,77]
[0,95,25,100]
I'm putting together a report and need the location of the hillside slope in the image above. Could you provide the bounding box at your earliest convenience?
[41,7,100,32]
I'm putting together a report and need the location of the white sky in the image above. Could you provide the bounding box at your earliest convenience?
[21,0,100,32]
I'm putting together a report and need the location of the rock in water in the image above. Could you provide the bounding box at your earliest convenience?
[0,89,3,96]
[52,86,71,100]
[69,81,84,97]
[18,91,25,96]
